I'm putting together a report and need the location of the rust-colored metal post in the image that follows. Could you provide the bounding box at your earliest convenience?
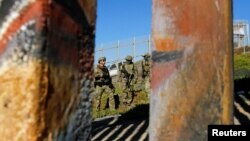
[150,0,233,140]
[0,0,96,140]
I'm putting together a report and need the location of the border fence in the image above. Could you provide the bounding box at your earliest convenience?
[95,20,250,66]
[95,35,152,66]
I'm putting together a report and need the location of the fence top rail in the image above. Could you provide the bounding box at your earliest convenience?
[102,55,145,66]
[95,35,151,50]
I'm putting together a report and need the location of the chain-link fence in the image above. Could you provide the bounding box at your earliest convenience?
[95,35,152,66]
[94,22,250,66]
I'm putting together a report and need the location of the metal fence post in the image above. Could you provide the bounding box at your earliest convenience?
[0,0,96,140]
[247,23,250,46]
[133,37,136,59]
[95,35,151,65]
[117,40,120,64]
[151,0,233,140]
[148,35,151,54]
[100,43,104,57]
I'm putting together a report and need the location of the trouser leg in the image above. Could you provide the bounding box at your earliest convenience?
[104,85,116,110]
[95,86,104,111]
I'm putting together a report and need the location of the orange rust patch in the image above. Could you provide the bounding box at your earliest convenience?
[172,0,220,39]
[0,61,46,141]
[153,37,179,52]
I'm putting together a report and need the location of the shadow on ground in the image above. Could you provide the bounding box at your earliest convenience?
[91,104,149,141]
[118,104,149,121]
[234,77,250,125]
[92,104,149,128]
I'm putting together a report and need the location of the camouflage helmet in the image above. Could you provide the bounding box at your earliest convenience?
[142,53,151,58]
[125,55,133,61]
[98,56,106,63]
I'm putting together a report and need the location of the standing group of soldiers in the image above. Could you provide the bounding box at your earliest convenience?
[94,53,151,111]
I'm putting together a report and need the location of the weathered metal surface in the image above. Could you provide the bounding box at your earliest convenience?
[0,0,96,141]
[150,0,233,140]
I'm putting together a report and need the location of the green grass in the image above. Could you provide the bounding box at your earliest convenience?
[234,53,250,79]
[92,82,149,119]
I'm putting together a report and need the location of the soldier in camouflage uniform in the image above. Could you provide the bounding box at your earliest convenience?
[120,55,138,105]
[94,57,116,111]
[141,53,151,94]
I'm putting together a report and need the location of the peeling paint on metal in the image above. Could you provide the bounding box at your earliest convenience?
[151,0,233,140]
[0,0,96,140]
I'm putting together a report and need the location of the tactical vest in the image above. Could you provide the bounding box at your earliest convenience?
[122,63,135,75]
[95,66,110,81]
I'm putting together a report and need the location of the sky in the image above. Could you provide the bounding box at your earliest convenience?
[233,0,250,22]
[95,0,151,64]
[95,0,152,46]
[95,0,250,64]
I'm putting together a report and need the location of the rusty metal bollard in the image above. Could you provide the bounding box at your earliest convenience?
[150,0,234,140]
[0,0,96,140]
